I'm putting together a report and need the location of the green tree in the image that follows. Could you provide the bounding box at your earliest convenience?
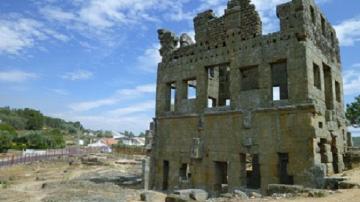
[21,108,44,130]
[0,131,13,152]
[26,132,48,149]
[346,95,360,128]
[45,129,66,148]
[0,123,17,135]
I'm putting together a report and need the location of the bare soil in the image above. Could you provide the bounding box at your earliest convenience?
[0,154,144,202]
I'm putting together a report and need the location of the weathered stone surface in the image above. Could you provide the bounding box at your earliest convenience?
[180,34,194,47]
[80,155,107,166]
[233,189,249,200]
[267,184,304,195]
[189,189,208,201]
[249,192,262,198]
[323,177,348,189]
[172,189,208,201]
[338,181,360,189]
[166,194,196,202]
[149,0,349,196]
[140,190,167,202]
[306,189,328,198]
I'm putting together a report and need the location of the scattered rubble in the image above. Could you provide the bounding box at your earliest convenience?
[140,190,167,202]
[80,154,108,166]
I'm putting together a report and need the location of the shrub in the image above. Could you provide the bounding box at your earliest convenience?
[0,131,13,153]
[0,123,17,135]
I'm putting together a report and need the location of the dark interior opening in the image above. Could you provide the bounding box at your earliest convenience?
[278,153,294,185]
[214,161,228,194]
[323,63,333,110]
[331,136,339,174]
[163,160,169,190]
[245,153,261,189]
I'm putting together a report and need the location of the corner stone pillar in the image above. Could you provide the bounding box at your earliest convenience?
[143,156,151,190]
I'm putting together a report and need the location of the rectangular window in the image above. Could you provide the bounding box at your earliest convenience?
[185,79,197,99]
[335,81,341,102]
[240,66,259,91]
[179,164,191,181]
[318,138,327,163]
[313,63,321,89]
[206,64,230,108]
[319,122,323,128]
[271,61,288,100]
[167,82,176,112]
[272,86,281,101]
[323,63,333,110]
[225,99,231,106]
[321,16,326,35]
[310,6,316,24]
[208,67,215,78]
[208,97,216,108]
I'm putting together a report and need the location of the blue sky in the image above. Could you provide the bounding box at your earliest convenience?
[0,0,359,135]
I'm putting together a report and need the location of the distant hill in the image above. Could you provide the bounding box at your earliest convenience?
[353,137,360,147]
[0,107,88,152]
[0,107,84,135]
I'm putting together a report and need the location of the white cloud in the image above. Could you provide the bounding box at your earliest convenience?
[58,100,155,133]
[61,69,93,81]
[69,83,156,111]
[108,100,155,117]
[117,83,157,96]
[136,44,161,72]
[40,6,76,22]
[69,98,118,112]
[334,17,360,46]
[41,0,188,30]
[343,67,360,96]
[68,114,152,134]
[0,17,69,55]
[0,70,38,83]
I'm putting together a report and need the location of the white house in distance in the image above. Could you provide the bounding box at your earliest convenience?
[119,137,145,146]
[87,141,112,153]
[112,131,146,147]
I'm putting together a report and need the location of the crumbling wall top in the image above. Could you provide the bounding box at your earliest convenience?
[157,0,340,65]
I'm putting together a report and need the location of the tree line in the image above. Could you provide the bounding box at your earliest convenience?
[0,107,85,152]
[0,107,84,133]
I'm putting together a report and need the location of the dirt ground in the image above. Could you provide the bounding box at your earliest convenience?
[0,154,144,202]
[1,154,360,202]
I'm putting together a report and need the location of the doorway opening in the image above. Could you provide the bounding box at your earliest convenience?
[163,160,169,190]
[278,153,294,185]
[331,136,339,174]
[214,161,228,194]
[241,153,261,189]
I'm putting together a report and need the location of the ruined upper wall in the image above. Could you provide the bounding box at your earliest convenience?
[194,0,262,43]
[157,0,340,66]
[276,0,340,64]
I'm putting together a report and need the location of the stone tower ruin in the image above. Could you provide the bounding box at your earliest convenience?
[149,0,349,195]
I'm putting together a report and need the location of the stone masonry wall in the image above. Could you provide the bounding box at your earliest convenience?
[150,0,348,195]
